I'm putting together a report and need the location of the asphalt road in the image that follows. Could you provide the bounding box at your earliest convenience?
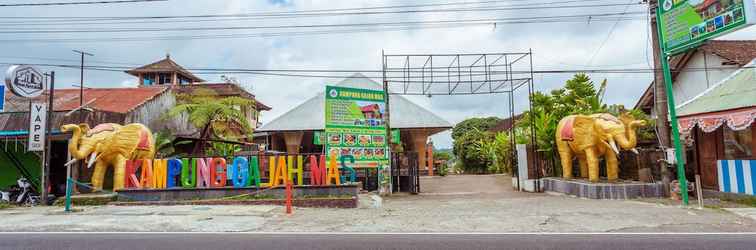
[1,233,755,250]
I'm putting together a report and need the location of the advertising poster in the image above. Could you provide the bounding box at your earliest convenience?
[660,0,756,54]
[324,85,391,193]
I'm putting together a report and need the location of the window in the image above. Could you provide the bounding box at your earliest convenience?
[143,75,155,86]
[723,127,752,159]
[158,73,173,85]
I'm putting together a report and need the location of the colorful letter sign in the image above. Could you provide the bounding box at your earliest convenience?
[660,0,756,54]
[324,85,390,192]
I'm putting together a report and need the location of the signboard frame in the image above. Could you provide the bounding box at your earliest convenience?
[324,85,391,193]
[28,102,47,152]
[659,0,756,55]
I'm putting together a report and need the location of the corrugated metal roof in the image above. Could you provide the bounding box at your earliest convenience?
[258,73,452,132]
[676,60,756,116]
[3,86,169,114]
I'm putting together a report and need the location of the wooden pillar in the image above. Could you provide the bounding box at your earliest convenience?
[283,131,304,155]
[427,140,434,176]
[409,130,429,173]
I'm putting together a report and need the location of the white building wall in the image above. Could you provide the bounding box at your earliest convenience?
[673,51,739,104]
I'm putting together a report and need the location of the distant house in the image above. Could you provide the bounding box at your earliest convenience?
[634,40,756,194]
[0,55,270,192]
[488,113,523,133]
[360,104,382,119]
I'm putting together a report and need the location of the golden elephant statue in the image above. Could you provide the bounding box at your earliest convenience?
[61,123,155,190]
[555,113,646,182]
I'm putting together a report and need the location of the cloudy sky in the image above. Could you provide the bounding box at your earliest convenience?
[2,0,755,148]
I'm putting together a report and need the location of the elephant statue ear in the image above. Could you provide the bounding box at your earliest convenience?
[572,115,597,151]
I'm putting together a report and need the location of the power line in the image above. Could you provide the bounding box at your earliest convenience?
[1,61,750,77]
[0,0,165,7]
[0,17,645,43]
[0,0,624,19]
[0,1,642,25]
[586,0,635,66]
[0,12,646,34]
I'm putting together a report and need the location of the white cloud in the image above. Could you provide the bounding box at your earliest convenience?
[2,0,754,149]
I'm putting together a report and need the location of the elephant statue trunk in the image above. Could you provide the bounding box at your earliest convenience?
[614,120,645,153]
[61,124,92,160]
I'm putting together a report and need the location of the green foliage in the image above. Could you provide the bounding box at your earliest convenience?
[153,130,192,158]
[437,163,449,176]
[205,142,242,156]
[451,117,502,173]
[453,128,490,173]
[473,132,513,174]
[434,150,452,162]
[166,87,255,140]
[451,117,502,140]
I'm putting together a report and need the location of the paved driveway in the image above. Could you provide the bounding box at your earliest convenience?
[0,174,754,232]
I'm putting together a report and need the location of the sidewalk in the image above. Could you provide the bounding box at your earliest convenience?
[0,175,754,232]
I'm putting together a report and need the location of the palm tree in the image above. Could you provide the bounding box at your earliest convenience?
[166,87,255,154]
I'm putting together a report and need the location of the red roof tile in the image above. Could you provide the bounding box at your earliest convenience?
[4,86,169,114]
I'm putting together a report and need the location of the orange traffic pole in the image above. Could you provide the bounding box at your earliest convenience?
[285,181,293,214]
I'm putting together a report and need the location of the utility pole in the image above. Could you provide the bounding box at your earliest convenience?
[72,50,93,124]
[648,0,672,195]
[41,71,55,204]
[654,2,689,206]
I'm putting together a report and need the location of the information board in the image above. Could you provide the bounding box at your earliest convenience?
[660,0,756,54]
[324,86,391,192]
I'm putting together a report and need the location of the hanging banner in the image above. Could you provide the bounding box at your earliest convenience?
[324,86,391,192]
[660,0,756,54]
[28,102,47,151]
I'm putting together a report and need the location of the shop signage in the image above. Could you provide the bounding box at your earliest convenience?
[324,85,391,193]
[660,0,756,54]
[5,65,44,98]
[28,102,47,151]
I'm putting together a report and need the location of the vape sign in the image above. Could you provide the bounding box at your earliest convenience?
[28,102,47,151]
[5,65,44,98]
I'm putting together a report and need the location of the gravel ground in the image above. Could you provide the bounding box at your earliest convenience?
[1,175,754,232]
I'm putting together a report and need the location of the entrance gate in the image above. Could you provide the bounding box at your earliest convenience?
[382,52,538,193]
[391,152,420,194]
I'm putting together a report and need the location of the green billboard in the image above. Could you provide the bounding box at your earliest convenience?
[660,0,756,54]
[324,85,391,192]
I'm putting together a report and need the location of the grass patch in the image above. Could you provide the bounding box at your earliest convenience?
[52,195,116,206]
[721,196,756,208]
[0,203,13,210]
[221,194,277,200]
[221,194,353,201]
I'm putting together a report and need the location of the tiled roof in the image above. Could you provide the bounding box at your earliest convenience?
[169,83,272,111]
[634,40,756,111]
[699,40,756,66]
[3,86,169,114]
[125,55,204,82]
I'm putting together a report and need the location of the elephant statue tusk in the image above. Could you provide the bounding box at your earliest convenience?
[609,140,620,156]
[87,152,98,169]
[631,148,639,155]
[64,159,78,167]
